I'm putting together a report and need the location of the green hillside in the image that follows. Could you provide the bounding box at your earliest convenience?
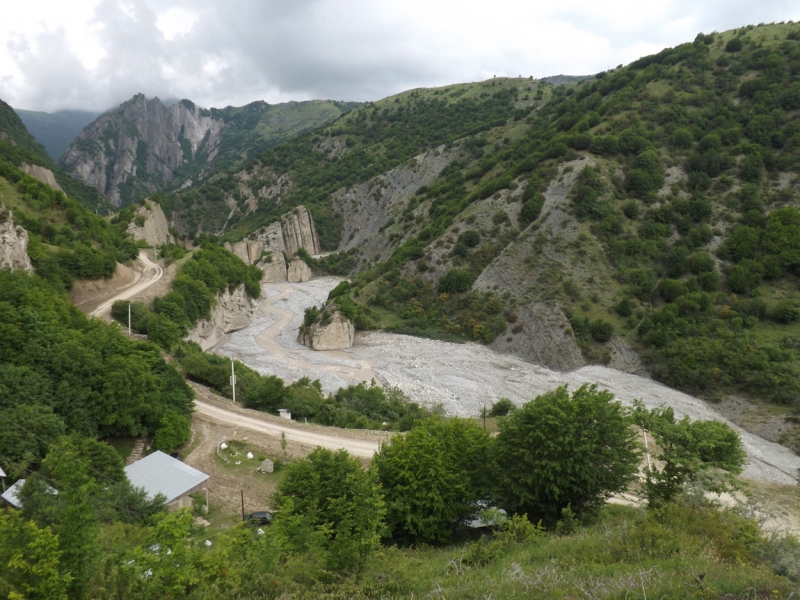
[156,23,800,410]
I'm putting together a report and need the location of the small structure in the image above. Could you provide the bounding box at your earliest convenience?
[258,459,274,473]
[278,409,292,420]
[1,479,57,509]
[125,451,210,511]
[0,465,5,492]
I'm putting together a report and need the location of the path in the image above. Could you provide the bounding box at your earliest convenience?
[90,252,164,321]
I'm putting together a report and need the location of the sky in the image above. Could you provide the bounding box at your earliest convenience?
[2,0,800,113]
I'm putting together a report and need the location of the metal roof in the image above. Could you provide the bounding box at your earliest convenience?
[1,479,25,508]
[1,479,56,509]
[124,451,209,505]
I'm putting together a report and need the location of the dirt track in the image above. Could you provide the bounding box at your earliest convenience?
[80,251,164,321]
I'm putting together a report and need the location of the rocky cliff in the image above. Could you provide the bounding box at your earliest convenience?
[0,207,34,273]
[186,285,259,351]
[224,205,321,265]
[60,95,223,207]
[59,95,357,208]
[19,163,63,192]
[299,306,355,351]
[126,201,175,246]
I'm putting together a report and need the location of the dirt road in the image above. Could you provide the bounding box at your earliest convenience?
[90,252,164,321]
[193,399,386,459]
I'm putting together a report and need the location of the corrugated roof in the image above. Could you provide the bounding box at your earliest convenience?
[125,451,209,504]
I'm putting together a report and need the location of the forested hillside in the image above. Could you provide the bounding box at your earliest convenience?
[153,22,800,409]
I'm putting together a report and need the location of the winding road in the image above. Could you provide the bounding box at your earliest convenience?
[90,252,164,321]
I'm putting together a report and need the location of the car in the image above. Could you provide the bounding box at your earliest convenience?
[245,511,273,525]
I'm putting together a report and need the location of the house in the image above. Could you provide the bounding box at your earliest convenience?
[125,451,210,511]
[1,479,57,509]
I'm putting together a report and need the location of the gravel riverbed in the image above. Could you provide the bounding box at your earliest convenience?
[215,277,800,485]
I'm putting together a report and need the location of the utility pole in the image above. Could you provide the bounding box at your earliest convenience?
[128,302,131,335]
[643,429,652,470]
[483,405,486,429]
[240,489,245,522]
[230,359,237,403]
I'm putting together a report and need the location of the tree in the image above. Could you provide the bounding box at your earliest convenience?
[152,411,191,452]
[632,403,746,507]
[374,417,491,545]
[493,385,641,524]
[0,511,70,600]
[273,447,385,571]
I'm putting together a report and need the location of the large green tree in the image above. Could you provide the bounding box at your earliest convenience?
[493,384,641,524]
[273,447,385,572]
[373,417,492,545]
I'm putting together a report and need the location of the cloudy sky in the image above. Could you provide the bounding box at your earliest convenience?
[2,0,800,113]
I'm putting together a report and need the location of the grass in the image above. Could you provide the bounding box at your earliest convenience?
[214,439,288,479]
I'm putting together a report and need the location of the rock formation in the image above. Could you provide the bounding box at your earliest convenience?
[224,206,321,265]
[0,207,34,273]
[19,163,63,192]
[257,254,288,283]
[127,201,174,247]
[60,95,224,206]
[287,258,313,283]
[299,308,355,351]
[186,285,258,351]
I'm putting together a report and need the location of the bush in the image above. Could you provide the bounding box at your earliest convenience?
[671,129,693,149]
[689,252,715,274]
[438,269,475,294]
[771,300,799,324]
[489,398,515,417]
[493,385,640,524]
[589,319,614,342]
[726,37,743,52]
[460,230,481,248]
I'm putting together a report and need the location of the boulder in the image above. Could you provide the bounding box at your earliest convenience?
[299,310,355,350]
[186,284,258,350]
[20,163,63,192]
[287,257,312,283]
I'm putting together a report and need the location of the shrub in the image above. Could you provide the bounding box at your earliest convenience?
[460,230,481,247]
[589,319,614,342]
[689,252,715,274]
[726,37,743,52]
[438,269,475,294]
[489,398,515,417]
[771,300,799,324]
[671,128,693,149]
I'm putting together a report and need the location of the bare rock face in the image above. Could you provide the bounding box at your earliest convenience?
[488,301,584,372]
[60,95,224,206]
[257,254,287,283]
[287,258,312,283]
[0,208,34,273]
[607,337,648,377]
[20,163,63,192]
[227,206,322,265]
[299,310,355,350]
[127,202,174,247]
[186,285,258,351]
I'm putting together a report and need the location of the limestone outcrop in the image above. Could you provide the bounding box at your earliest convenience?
[0,208,34,273]
[224,206,321,265]
[299,309,355,351]
[20,163,63,192]
[127,202,174,247]
[287,258,312,283]
[186,285,258,351]
[257,254,288,283]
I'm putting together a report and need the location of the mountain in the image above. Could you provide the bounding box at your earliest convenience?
[14,108,102,161]
[59,94,360,207]
[155,22,800,414]
[0,98,112,213]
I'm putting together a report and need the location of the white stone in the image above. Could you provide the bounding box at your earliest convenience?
[246,452,253,459]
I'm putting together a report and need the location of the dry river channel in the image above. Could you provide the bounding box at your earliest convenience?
[214,277,800,486]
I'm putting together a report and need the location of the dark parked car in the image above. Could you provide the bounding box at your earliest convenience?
[245,511,273,525]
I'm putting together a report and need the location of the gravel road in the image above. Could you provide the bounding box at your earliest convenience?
[215,277,800,485]
[90,252,163,321]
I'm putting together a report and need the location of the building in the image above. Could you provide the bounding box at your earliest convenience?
[125,451,210,511]
[1,479,57,509]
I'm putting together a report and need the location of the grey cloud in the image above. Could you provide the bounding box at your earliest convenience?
[4,0,800,112]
